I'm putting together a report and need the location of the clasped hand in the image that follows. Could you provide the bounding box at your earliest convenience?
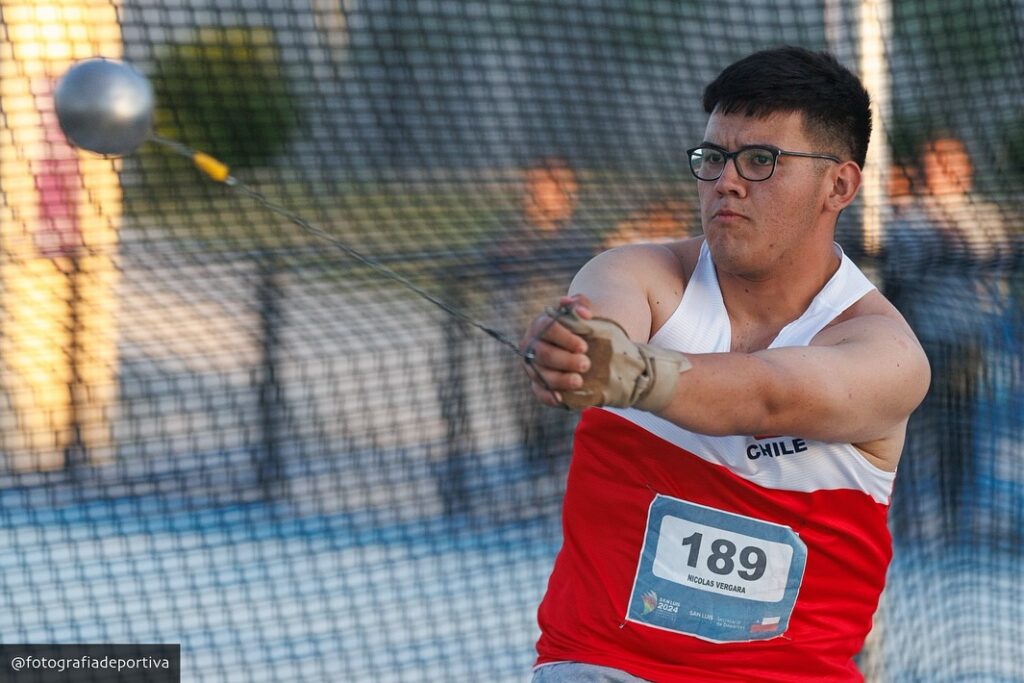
[520,295,690,412]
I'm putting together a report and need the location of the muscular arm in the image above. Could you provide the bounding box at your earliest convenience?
[524,246,930,453]
[564,244,675,342]
[656,314,930,445]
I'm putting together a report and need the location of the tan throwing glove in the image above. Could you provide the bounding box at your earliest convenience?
[549,307,691,412]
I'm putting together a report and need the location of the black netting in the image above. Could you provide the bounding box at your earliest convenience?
[0,1,1021,681]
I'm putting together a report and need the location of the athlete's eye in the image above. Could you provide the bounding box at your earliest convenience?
[702,150,726,165]
[747,149,775,167]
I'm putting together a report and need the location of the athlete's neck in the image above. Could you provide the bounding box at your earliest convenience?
[717,241,841,352]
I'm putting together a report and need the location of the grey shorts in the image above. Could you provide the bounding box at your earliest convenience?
[531,662,652,683]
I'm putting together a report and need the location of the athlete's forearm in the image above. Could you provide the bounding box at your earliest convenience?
[653,351,798,438]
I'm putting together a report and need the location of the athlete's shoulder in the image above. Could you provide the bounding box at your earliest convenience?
[571,238,698,340]
[583,236,697,285]
[602,236,702,275]
[820,287,921,345]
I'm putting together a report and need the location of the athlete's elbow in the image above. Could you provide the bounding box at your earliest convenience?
[729,373,808,437]
[686,389,780,437]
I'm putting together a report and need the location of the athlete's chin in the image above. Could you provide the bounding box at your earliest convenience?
[704,216,756,237]
[705,233,770,276]
[706,227,753,255]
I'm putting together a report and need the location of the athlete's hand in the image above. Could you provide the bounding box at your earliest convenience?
[521,294,690,411]
[520,294,595,408]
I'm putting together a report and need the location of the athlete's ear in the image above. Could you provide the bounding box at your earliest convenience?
[826,161,862,212]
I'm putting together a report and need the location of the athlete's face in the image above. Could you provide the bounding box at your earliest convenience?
[696,110,836,279]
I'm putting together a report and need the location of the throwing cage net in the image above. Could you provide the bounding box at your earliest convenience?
[0,1,1021,680]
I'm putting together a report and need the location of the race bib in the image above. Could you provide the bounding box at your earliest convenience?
[626,495,806,642]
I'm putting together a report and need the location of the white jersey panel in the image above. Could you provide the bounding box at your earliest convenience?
[606,241,896,505]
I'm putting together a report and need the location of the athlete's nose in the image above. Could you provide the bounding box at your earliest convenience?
[713,156,748,197]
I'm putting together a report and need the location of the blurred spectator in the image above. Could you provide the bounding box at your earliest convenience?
[521,155,579,233]
[920,137,1007,257]
[486,156,584,277]
[438,157,584,510]
[600,199,693,249]
[488,157,593,471]
[885,135,1011,535]
[886,163,915,218]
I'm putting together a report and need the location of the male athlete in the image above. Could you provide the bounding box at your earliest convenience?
[521,46,930,682]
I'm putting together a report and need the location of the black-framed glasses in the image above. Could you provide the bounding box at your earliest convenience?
[686,144,842,182]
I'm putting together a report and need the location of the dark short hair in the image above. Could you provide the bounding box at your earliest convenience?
[702,46,871,169]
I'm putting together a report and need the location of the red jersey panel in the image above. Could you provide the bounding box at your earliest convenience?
[535,409,892,682]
